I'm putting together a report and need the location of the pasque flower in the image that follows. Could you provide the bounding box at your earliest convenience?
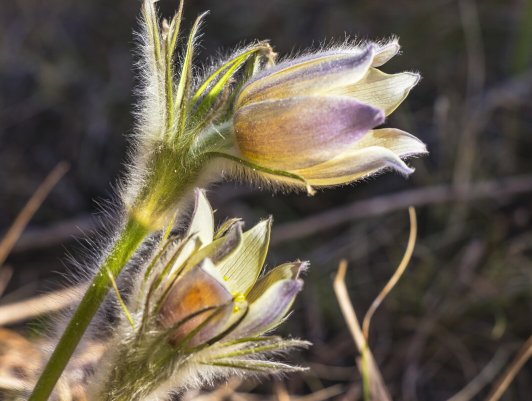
[227,41,427,188]
[89,190,309,401]
[30,2,428,399]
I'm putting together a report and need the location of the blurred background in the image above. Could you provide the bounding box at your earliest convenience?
[1,0,531,400]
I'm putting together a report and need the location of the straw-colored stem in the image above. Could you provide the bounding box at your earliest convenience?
[485,336,532,401]
[362,207,417,339]
[333,260,391,401]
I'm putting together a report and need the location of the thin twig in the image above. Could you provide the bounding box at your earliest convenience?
[12,215,97,253]
[0,265,13,297]
[0,162,69,266]
[485,336,532,401]
[0,284,85,326]
[10,174,532,253]
[363,207,417,339]
[272,174,532,244]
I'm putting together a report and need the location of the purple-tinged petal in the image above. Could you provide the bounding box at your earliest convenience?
[332,69,420,116]
[225,279,303,339]
[247,261,308,301]
[236,46,375,107]
[295,146,413,186]
[293,128,427,186]
[234,96,385,170]
[158,259,233,347]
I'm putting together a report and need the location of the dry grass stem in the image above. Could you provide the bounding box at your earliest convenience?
[362,207,417,339]
[485,336,532,401]
[0,375,28,392]
[13,215,97,253]
[0,162,69,267]
[0,284,85,326]
[274,381,291,401]
[272,174,532,244]
[0,265,13,297]
[334,259,391,401]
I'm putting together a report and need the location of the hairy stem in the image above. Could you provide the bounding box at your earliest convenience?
[30,143,208,400]
[29,217,150,401]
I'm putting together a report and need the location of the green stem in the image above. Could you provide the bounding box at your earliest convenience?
[29,217,150,401]
[361,345,371,401]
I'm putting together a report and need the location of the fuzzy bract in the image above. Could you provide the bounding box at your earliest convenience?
[88,190,309,401]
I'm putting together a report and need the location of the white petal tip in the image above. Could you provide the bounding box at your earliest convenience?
[372,40,402,67]
[402,72,421,90]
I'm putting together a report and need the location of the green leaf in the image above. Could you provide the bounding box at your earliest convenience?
[174,12,209,142]
[191,43,272,108]
[163,0,184,131]
[141,0,162,70]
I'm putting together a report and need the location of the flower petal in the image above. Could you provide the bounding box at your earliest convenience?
[226,279,303,339]
[372,39,400,67]
[158,259,233,347]
[333,68,420,115]
[295,146,412,186]
[293,129,427,186]
[353,128,428,156]
[186,189,214,246]
[167,189,215,276]
[247,261,308,302]
[183,221,243,273]
[234,96,385,170]
[236,45,375,107]
[216,218,272,295]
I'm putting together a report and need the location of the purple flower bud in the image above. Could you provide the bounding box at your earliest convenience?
[230,41,427,187]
